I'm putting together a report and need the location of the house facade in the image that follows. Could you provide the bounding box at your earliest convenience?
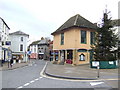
[0,17,11,66]
[29,37,50,60]
[51,14,97,65]
[9,31,29,63]
[29,40,39,59]
[111,19,120,59]
[38,38,50,60]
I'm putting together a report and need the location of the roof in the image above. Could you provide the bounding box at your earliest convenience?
[9,31,29,36]
[30,40,41,45]
[38,39,49,45]
[29,38,49,46]
[51,14,97,35]
[111,19,120,26]
[0,17,10,30]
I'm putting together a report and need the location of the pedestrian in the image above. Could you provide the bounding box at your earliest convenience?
[10,59,13,68]
[8,59,10,68]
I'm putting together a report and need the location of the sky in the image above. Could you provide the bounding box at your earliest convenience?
[0,0,119,44]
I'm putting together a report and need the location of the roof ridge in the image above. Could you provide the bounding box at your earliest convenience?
[74,14,79,25]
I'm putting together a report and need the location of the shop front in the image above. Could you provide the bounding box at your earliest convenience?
[53,49,92,65]
[12,52,24,63]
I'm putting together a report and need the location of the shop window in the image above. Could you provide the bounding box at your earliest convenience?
[79,54,85,61]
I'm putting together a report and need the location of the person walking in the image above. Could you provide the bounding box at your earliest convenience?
[10,59,13,68]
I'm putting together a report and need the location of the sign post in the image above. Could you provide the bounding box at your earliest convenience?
[97,65,100,78]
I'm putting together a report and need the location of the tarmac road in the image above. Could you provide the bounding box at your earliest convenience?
[1,60,118,89]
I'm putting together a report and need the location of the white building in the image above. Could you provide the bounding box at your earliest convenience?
[0,24,2,62]
[29,40,39,59]
[112,19,120,59]
[0,17,11,66]
[9,31,29,63]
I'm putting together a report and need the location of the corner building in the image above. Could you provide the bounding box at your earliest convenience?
[51,14,97,65]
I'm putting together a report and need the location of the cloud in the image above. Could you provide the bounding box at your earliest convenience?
[0,0,119,43]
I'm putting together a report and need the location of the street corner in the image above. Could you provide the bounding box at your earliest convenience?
[0,62,31,71]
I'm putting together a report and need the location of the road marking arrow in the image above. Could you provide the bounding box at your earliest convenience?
[90,82,104,86]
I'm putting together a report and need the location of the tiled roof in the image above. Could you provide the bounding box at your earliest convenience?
[9,31,29,36]
[30,39,49,46]
[51,14,97,35]
[30,40,41,45]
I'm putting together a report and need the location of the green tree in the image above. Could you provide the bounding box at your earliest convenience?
[93,11,118,61]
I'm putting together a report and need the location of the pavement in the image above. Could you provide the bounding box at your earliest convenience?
[45,61,119,80]
[0,60,119,81]
[0,61,33,71]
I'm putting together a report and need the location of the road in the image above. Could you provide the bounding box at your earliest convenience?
[1,60,118,89]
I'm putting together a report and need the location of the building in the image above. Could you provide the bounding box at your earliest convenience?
[38,37,50,60]
[111,19,120,59]
[0,17,11,66]
[9,31,29,63]
[29,40,39,59]
[0,23,2,64]
[51,14,97,65]
[49,41,53,61]
[29,37,50,60]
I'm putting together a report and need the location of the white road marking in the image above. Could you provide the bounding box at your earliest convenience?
[35,78,39,81]
[17,77,43,88]
[90,82,104,86]
[39,77,43,79]
[40,62,48,76]
[30,80,35,83]
[17,86,23,89]
[23,83,30,86]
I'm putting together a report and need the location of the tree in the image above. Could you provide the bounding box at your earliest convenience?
[92,11,118,61]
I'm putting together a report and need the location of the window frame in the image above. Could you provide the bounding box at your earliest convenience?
[81,30,87,44]
[61,33,64,45]
[21,37,23,42]
[79,54,85,61]
[20,44,23,51]
[90,32,95,45]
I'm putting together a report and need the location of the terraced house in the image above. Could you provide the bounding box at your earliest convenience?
[0,17,11,66]
[51,14,97,65]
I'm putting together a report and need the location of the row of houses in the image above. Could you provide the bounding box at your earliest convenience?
[28,37,53,60]
[0,17,29,66]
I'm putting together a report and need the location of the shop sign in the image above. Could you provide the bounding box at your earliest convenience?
[92,61,99,67]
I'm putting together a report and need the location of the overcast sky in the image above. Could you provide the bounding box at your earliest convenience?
[0,0,119,44]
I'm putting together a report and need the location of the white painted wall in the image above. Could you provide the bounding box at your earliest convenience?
[30,45,38,53]
[0,18,10,61]
[9,34,29,53]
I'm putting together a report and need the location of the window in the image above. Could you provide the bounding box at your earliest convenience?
[20,44,23,51]
[61,33,64,45]
[79,54,85,61]
[81,30,86,44]
[90,32,95,45]
[21,37,23,41]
